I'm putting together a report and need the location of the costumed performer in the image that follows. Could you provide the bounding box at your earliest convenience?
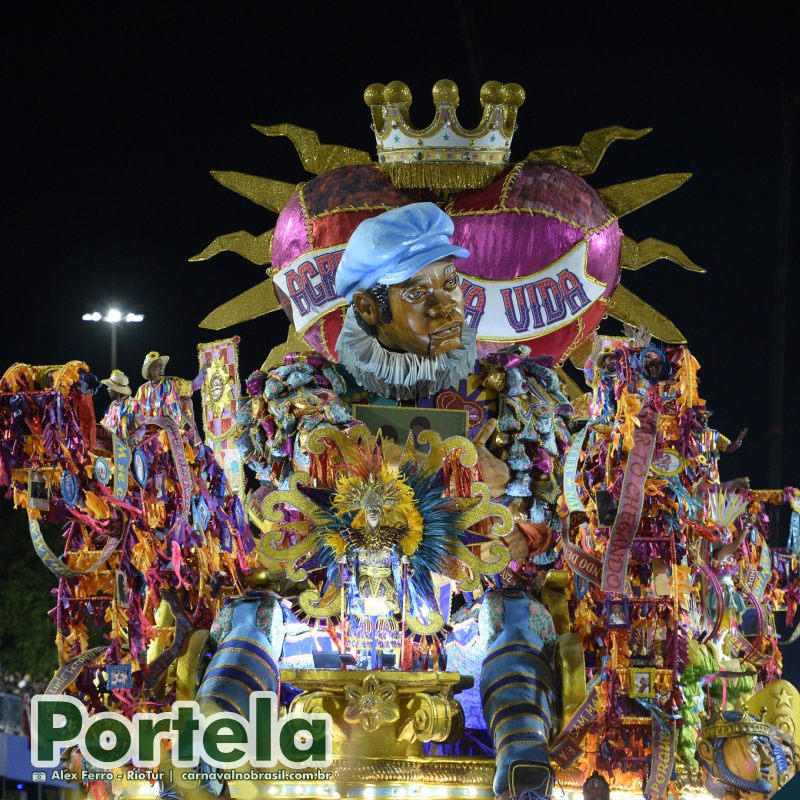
[100,369,133,439]
[134,350,206,433]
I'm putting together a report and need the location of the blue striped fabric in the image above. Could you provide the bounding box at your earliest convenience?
[479,595,555,796]
[196,600,280,718]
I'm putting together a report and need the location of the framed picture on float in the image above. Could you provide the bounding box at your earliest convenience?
[629,668,657,699]
[604,597,631,629]
[28,469,52,511]
[353,404,469,451]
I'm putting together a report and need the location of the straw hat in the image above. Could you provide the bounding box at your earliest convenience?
[101,369,132,396]
[141,351,169,380]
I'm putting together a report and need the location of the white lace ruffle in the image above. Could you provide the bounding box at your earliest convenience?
[335,308,477,400]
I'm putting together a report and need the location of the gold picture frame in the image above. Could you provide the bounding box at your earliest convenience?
[629,667,657,698]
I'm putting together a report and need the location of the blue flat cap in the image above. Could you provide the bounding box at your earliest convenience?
[335,202,470,302]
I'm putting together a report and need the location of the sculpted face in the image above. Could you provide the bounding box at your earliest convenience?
[700,732,793,799]
[721,735,775,796]
[353,259,465,358]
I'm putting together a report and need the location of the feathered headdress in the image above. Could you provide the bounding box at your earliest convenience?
[253,423,512,636]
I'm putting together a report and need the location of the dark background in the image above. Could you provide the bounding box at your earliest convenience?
[1,6,798,488]
[0,6,798,673]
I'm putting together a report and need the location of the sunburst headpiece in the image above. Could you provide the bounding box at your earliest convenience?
[333,467,407,515]
[252,424,512,636]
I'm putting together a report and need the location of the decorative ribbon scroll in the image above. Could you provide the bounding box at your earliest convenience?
[550,671,607,768]
[143,417,193,519]
[601,404,659,594]
[143,589,192,688]
[29,514,119,578]
[45,646,108,694]
[564,540,604,586]
[112,434,131,501]
[641,701,677,800]
[562,512,603,586]
[564,423,590,513]
[274,239,603,342]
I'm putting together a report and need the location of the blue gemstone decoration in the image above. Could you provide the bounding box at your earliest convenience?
[61,471,79,508]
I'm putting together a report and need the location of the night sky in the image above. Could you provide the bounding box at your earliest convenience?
[1,7,798,492]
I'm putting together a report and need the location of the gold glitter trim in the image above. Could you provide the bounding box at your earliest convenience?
[379,162,506,192]
[556,313,587,370]
[310,204,401,221]
[620,236,705,273]
[526,126,652,176]
[252,123,372,173]
[296,185,315,250]
[598,173,692,219]
[447,205,618,238]
[499,161,523,208]
[211,171,296,213]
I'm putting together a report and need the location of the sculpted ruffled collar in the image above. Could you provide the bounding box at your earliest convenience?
[336,308,477,400]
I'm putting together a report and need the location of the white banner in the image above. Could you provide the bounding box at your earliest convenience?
[273,244,347,333]
[273,239,603,341]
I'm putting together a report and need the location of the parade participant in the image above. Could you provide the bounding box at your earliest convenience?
[134,350,205,432]
[99,369,133,439]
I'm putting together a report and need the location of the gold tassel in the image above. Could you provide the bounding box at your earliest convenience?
[379,162,505,192]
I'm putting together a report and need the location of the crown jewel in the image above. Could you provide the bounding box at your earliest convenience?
[364,78,525,192]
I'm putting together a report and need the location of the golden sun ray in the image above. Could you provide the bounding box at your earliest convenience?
[199,279,281,330]
[252,123,373,174]
[606,284,685,343]
[526,126,652,175]
[599,173,691,218]
[620,236,705,273]
[567,337,595,370]
[210,170,296,213]
[189,228,273,265]
[260,325,313,371]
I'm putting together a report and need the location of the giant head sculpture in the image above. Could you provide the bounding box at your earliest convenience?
[333,202,475,398]
[335,202,469,358]
[698,709,798,799]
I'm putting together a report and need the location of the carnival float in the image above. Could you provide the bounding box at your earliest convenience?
[1,79,799,800]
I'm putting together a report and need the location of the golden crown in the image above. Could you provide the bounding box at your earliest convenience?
[364,79,525,191]
[701,712,779,742]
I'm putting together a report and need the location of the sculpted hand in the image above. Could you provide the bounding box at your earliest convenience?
[473,419,510,498]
